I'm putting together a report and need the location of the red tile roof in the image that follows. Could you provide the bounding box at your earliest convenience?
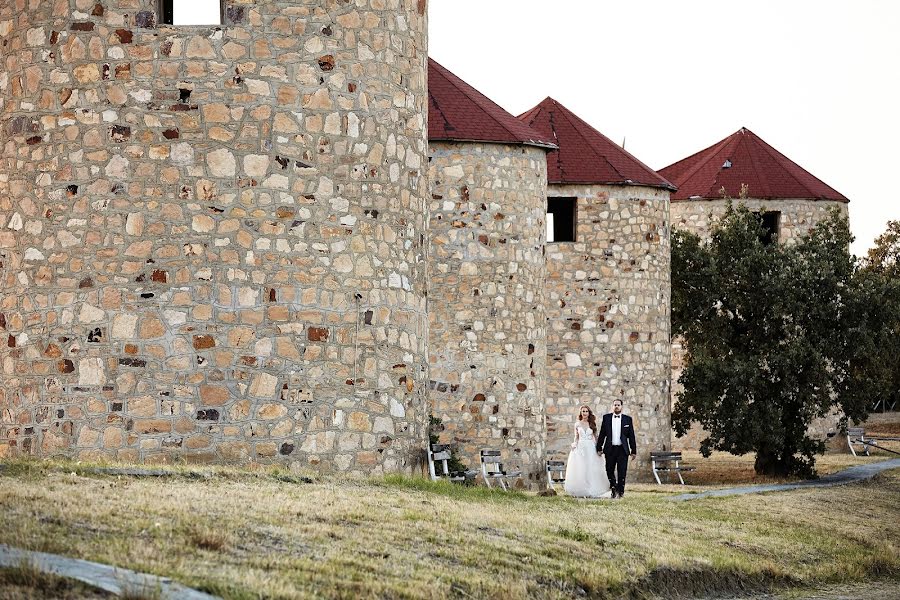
[428,59,555,149]
[518,97,674,190]
[660,127,848,202]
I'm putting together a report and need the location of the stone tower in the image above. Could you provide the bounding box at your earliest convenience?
[660,127,850,450]
[520,98,675,477]
[427,59,553,485]
[661,127,849,243]
[0,0,430,473]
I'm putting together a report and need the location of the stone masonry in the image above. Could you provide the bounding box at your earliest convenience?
[0,0,430,473]
[545,184,672,476]
[428,141,548,485]
[670,198,849,245]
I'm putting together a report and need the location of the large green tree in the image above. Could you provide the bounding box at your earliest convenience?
[671,204,876,477]
[851,221,900,413]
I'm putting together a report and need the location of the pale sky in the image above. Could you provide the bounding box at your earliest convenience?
[430,0,900,257]
[177,0,900,256]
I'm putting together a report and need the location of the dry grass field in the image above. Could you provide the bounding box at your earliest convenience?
[1,449,898,600]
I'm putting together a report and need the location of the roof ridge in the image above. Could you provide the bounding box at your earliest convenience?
[742,132,772,199]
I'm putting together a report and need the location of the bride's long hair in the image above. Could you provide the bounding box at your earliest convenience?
[578,406,597,436]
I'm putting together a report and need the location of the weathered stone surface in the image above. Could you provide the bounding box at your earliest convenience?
[544,185,673,477]
[0,0,429,474]
[428,142,549,487]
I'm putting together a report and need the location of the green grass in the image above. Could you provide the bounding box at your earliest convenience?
[0,458,897,599]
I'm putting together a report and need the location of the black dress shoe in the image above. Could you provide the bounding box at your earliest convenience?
[618,490,625,499]
[610,490,618,499]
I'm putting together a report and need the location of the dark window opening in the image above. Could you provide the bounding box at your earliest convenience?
[158,1,223,26]
[547,197,577,243]
[757,211,780,245]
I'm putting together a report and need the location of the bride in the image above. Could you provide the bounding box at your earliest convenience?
[564,406,612,498]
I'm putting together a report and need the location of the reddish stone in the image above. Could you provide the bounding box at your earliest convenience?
[317,55,335,71]
[307,327,329,342]
[193,335,215,350]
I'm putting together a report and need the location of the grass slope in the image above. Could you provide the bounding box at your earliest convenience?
[0,459,897,599]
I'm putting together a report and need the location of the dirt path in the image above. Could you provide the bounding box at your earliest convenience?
[0,544,219,600]
[671,458,900,501]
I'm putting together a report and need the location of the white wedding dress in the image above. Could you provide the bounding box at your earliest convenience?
[564,423,612,498]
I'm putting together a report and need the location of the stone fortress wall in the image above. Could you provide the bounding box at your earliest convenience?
[0,2,855,483]
[0,0,430,473]
[427,141,548,484]
[545,184,672,477]
[670,198,850,451]
[670,198,849,244]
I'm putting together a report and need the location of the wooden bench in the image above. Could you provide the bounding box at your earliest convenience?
[427,444,474,483]
[650,451,695,485]
[546,460,566,491]
[480,450,521,490]
[847,427,900,457]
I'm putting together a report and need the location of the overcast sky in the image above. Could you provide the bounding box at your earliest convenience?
[177,1,899,256]
[430,0,900,257]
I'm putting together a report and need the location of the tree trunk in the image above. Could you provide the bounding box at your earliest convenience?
[754,447,792,477]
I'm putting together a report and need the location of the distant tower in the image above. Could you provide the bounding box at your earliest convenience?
[0,1,430,472]
[660,127,850,450]
[427,59,554,485]
[520,98,676,475]
[661,127,849,243]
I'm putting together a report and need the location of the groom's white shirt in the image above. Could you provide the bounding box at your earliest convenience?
[611,414,622,445]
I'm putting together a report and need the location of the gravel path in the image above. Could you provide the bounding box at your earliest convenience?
[0,544,220,599]
[670,458,900,501]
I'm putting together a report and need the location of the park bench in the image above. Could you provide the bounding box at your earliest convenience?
[427,444,475,483]
[650,451,695,485]
[846,427,900,457]
[546,460,566,492]
[480,450,521,490]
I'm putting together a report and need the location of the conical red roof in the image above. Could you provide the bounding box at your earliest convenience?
[428,59,555,149]
[660,128,848,202]
[518,97,674,190]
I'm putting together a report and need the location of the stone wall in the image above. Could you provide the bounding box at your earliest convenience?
[670,198,849,244]
[545,184,672,479]
[671,198,849,451]
[427,141,548,485]
[0,0,430,474]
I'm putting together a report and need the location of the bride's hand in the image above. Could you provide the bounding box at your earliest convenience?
[570,442,577,450]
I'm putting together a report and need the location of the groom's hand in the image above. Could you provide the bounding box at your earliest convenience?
[630,453,636,462]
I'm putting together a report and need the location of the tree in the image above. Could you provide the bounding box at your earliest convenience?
[671,204,872,477]
[851,221,900,413]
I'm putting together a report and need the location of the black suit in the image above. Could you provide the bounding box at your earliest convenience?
[595,412,636,495]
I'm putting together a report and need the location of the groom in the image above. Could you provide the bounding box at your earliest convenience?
[595,399,636,498]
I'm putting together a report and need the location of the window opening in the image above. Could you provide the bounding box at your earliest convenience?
[547,197,577,243]
[159,1,223,26]
[757,211,780,245]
